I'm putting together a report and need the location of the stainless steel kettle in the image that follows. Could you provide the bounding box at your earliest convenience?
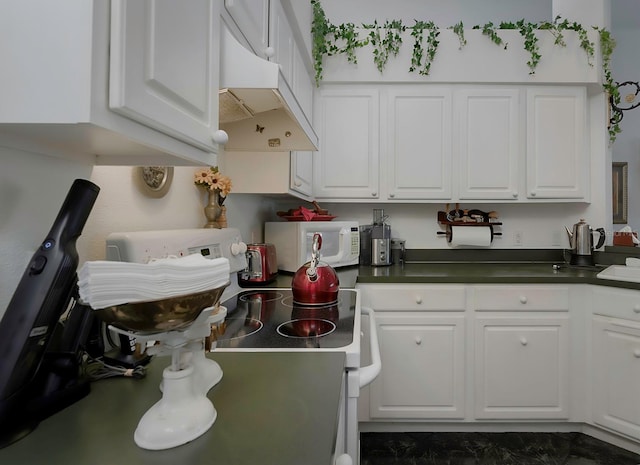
[565,219,606,266]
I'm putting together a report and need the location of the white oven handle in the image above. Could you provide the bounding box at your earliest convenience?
[359,306,381,388]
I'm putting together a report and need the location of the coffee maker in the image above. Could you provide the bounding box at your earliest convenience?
[370,209,392,266]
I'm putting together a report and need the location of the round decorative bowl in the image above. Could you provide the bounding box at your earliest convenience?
[94,283,229,334]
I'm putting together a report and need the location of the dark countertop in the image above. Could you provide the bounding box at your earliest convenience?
[0,352,346,465]
[356,262,640,290]
[271,248,640,290]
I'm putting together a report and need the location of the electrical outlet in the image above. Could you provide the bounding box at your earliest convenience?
[514,231,524,246]
[551,230,562,246]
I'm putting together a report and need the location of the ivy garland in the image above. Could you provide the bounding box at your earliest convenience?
[450,21,467,50]
[598,28,620,142]
[472,21,508,49]
[409,20,440,76]
[364,20,405,73]
[311,1,617,142]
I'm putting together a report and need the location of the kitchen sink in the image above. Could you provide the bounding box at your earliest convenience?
[596,265,640,283]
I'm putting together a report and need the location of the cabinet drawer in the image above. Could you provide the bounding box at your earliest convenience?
[472,285,569,311]
[358,284,466,311]
[592,286,640,322]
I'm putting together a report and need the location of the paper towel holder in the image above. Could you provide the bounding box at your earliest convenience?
[436,208,502,241]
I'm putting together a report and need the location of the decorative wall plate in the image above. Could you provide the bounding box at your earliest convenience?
[138,166,174,197]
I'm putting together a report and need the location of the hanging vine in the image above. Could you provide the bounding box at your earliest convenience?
[473,21,508,49]
[409,20,440,76]
[364,20,405,73]
[598,27,620,143]
[450,21,467,49]
[310,1,616,142]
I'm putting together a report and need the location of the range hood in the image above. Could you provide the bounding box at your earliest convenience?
[219,26,319,152]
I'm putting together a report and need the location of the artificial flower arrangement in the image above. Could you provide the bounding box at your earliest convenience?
[194,166,232,205]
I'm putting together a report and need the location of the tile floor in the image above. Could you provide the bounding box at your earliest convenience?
[360,432,640,465]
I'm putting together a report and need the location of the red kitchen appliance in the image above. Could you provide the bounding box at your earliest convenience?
[238,243,278,286]
[291,233,340,305]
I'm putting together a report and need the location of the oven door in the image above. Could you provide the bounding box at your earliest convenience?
[334,307,381,465]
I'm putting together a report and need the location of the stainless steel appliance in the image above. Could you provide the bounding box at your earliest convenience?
[565,219,606,266]
[265,220,360,272]
[371,209,391,266]
[238,243,278,286]
[106,228,380,464]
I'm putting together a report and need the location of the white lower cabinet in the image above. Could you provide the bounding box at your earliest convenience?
[591,286,640,440]
[359,284,466,420]
[592,316,640,439]
[472,285,570,419]
[474,315,570,419]
[370,312,465,419]
[358,282,640,450]
[359,284,571,422]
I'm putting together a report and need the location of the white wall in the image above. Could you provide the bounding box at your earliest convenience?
[0,152,274,319]
[320,0,552,27]
[611,27,640,233]
[0,147,92,317]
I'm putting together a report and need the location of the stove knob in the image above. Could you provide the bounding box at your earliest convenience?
[231,241,247,256]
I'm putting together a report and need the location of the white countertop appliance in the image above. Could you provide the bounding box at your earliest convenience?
[265,220,360,272]
[106,228,380,464]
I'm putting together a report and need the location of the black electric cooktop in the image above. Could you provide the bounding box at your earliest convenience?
[212,289,357,350]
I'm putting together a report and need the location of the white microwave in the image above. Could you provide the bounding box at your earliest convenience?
[265,221,360,272]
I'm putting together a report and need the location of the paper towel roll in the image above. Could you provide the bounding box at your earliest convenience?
[449,226,492,248]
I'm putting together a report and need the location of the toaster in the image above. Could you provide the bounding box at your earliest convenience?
[238,243,278,286]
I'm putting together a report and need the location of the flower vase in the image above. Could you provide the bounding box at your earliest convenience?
[218,206,228,228]
[203,189,222,229]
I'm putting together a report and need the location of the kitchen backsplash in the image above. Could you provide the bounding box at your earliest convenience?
[270,200,601,250]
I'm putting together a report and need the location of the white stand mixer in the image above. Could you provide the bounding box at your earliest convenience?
[108,305,227,450]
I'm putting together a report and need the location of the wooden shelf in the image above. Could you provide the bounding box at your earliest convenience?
[437,211,502,227]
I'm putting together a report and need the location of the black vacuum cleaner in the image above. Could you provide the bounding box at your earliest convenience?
[0,179,100,448]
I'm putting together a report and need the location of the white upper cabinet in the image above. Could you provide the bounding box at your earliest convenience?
[313,84,588,203]
[314,87,380,199]
[526,87,588,200]
[0,0,221,166]
[290,151,314,197]
[110,0,221,154]
[269,0,295,83]
[386,87,453,200]
[223,0,269,57]
[222,151,313,200]
[456,89,521,200]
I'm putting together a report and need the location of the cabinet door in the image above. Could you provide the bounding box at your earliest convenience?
[223,0,269,57]
[369,313,465,419]
[456,89,520,200]
[314,87,379,199]
[109,0,220,152]
[526,87,588,200]
[386,87,453,200]
[290,151,313,197]
[269,0,294,83]
[474,316,569,419]
[592,316,640,439]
